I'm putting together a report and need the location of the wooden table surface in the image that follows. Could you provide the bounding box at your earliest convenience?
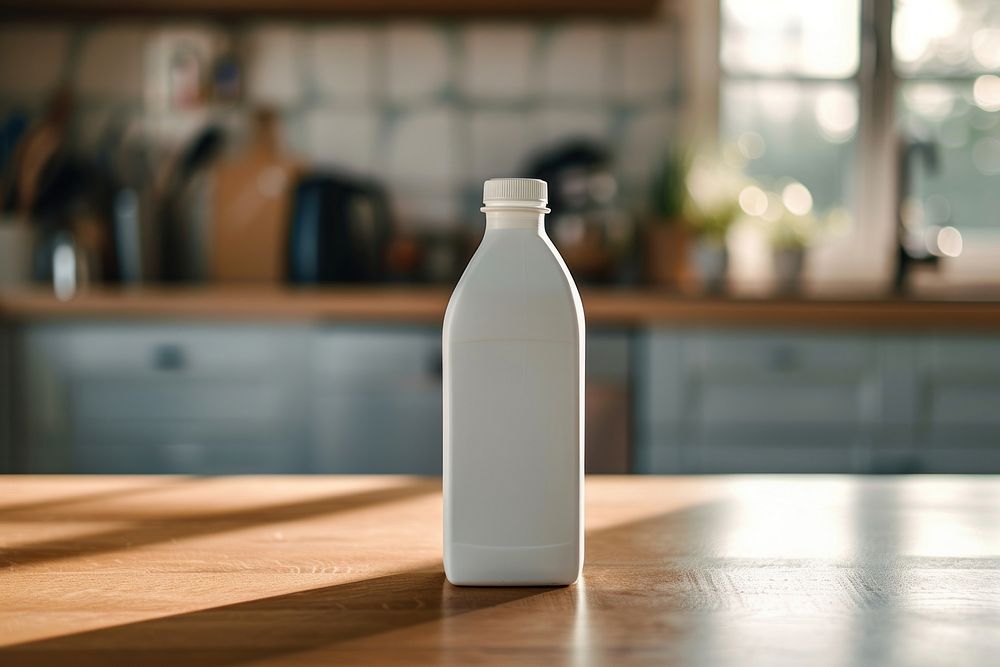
[1,475,997,666]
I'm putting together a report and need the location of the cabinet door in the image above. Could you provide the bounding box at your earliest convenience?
[309,327,443,474]
[585,330,631,473]
[16,323,306,474]
[638,329,881,473]
[913,336,1000,472]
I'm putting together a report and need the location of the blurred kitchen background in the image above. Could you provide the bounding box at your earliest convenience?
[0,0,999,475]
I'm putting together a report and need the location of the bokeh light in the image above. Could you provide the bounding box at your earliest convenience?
[973,74,1000,112]
[781,182,814,215]
[738,185,768,216]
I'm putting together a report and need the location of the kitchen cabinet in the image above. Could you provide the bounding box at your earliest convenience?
[307,326,633,474]
[9,323,631,474]
[308,327,443,475]
[884,336,1000,473]
[636,329,1000,474]
[14,324,308,474]
[8,321,1000,474]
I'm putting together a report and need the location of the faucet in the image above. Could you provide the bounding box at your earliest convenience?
[893,138,940,295]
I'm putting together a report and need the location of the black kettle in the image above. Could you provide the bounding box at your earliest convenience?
[287,173,392,283]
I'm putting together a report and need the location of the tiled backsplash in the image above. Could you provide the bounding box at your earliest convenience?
[0,18,680,227]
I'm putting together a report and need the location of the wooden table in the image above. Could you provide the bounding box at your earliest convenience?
[1,475,998,665]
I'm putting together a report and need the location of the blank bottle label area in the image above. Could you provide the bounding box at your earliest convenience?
[448,339,579,549]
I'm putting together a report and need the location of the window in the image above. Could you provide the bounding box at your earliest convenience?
[719,0,861,214]
[895,0,1000,235]
[716,0,1000,284]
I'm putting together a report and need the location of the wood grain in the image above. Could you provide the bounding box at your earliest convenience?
[1,475,998,666]
[2,286,1000,331]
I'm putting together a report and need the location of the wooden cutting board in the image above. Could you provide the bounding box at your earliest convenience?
[209,112,302,282]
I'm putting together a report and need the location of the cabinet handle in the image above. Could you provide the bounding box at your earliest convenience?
[426,350,443,378]
[152,344,186,371]
[769,345,799,372]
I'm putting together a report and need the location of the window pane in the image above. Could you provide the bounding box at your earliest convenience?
[721,81,858,213]
[894,0,1000,76]
[899,80,1000,232]
[721,0,860,78]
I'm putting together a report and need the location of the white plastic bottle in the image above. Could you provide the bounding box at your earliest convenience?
[443,178,585,586]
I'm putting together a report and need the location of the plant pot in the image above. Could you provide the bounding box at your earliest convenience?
[773,247,806,294]
[690,238,728,294]
[643,219,689,289]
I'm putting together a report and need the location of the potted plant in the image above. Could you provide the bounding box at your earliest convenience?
[682,153,743,293]
[644,149,690,289]
[769,213,818,294]
[754,181,825,294]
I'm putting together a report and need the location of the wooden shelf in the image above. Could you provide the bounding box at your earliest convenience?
[0,0,661,18]
[3,285,1000,331]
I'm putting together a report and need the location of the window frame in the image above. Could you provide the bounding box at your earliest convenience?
[697,0,999,288]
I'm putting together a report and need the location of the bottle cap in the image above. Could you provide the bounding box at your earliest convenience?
[483,178,548,209]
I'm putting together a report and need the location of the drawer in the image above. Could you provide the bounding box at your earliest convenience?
[73,422,301,474]
[920,337,1000,374]
[310,387,441,474]
[70,376,289,423]
[691,444,856,473]
[922,381,1000,427]
[696,378,871,426]
[689,332,875,377]
[64,325,297,377]
[312,328,440,385]
[914,337,1000,442]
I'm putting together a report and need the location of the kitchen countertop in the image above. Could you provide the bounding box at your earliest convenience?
[1,475,997,665]
[2,286,1000,330]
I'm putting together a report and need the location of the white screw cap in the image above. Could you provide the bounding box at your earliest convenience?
[483,178,548,208]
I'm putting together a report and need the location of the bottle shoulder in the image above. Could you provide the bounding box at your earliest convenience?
[444,231,584,344]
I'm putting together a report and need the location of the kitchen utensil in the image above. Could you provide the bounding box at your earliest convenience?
[159,124,226,281]
[526,140,632,283]
[287,172,392,283]
[209,110,301,282]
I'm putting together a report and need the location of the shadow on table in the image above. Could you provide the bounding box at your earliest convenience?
[0,479,439,570]
[2,491,726,665]
[0,477,209,514]
[2,569,561,667]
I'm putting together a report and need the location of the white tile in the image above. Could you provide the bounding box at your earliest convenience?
[76,25,148,100]
[468,110,531,184]
[311,27,375,102]
[386,107,456,187]
[145,25,228,111]
[385,24,450,103]
[390,187,459,227]
[619,107,674,181]
[541,25,610,100]
[460,25,536,102]
[619,25,675,101]
[533,107,610,150]
[246,26,305,108]
[0,25,69,98]
[301,108,379,175]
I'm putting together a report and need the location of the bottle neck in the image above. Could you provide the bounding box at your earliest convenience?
[483,208,546,233]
